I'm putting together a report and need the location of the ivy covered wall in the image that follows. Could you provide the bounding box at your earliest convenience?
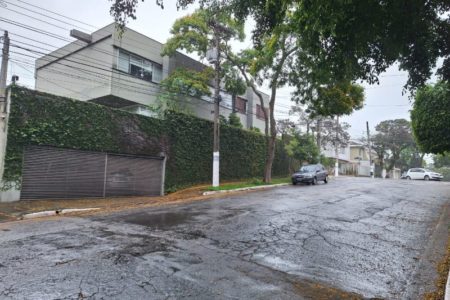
[4,87,291,192]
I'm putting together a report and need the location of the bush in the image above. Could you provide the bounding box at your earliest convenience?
[433,167,450,181]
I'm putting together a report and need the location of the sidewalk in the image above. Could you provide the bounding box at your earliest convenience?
[0,185,215,222]
[0,181,289,222]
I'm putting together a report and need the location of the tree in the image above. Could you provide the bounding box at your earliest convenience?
[226,14,302,183]
[314,119,351,151]
[276,118,295,137]
[372,119,415,171]
[285,134,320,164]
[434,153,450,168]
[289,105,314,135]
[398,143,425,171]
[411,81,450,154]
[110,0,450,92]
[150,67,213,118]
[228,113,243,128]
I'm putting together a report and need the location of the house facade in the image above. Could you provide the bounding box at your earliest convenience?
[321,140,379,176]
[35,23,269,131]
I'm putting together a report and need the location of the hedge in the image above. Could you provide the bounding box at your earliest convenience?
[4,86,291,191]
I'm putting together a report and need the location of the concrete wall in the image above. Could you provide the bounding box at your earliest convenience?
[112,27,164,66]
[35,25,115,101]
[110,71,160,106]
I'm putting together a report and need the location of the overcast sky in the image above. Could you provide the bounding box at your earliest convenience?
[1,0,434,139]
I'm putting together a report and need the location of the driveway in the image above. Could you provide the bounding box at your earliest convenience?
[0,177,449,299]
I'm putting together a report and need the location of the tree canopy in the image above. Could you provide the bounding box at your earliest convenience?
[372,119,415,171]
[411,81,450,154]
[110,0,450,92]
[285,133,320,164]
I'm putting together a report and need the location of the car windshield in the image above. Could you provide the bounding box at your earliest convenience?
[299,165,316,173]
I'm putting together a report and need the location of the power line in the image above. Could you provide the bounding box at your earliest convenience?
[2,6,72,31]
[12,58,287,118]
[2,0,92,32]
[2,10,290,115]
[16,0,97,29]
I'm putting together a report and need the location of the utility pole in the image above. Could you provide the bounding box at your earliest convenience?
[334,116,339,177]
[0,31,10,183]
[212,25,221,187]
[366,121,373,178]
[0,31,9,111]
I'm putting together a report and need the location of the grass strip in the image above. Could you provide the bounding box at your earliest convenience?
[206,177,290,191]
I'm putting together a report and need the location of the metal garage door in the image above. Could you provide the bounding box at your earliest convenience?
[21,146,165,200]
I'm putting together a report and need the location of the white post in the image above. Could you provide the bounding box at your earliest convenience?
[334,116,339,177]
[212,151,219,187]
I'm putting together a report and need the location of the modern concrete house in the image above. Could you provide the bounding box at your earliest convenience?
[35,23,269,131]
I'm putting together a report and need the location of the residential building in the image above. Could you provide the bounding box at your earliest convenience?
[348,140,378,176]
[35,23,269,131]
[321,140,379,176]
[321,143,352,174]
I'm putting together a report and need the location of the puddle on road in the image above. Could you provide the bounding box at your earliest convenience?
[122,211,199,228]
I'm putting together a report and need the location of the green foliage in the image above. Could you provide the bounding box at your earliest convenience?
[150,67,213,118]
[5,86,292,191]
[319,155,335,169]
[222,66,247,97]
[434,153,450,168]
[372,119,414,171]
[249,127,261,133]
[307,82,365,117]
[285,134,319,164]
[432,167,450,182]
[228,113,243,129]
[411,81,450,154]
[162,9,245,58]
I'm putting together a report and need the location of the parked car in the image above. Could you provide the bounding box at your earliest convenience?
[292,164,328,185]
[405,168,443,181]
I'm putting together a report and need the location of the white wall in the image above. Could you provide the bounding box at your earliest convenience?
[35,28,115,101]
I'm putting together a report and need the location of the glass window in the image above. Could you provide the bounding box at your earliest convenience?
[153,64,162,83]
[142,60,153,81]
[118,51,129,73]
[130,55,143,78]
[117,49,161,84]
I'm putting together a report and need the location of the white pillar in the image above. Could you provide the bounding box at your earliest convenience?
[334,160,339,177]
[212,151,219,187]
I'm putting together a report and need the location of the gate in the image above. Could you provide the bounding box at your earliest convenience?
[20,146,165,200]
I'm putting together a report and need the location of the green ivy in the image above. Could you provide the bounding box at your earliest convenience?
[5,86,291,191]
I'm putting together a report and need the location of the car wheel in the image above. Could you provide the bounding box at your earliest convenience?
[424,175,430,181]
[292,181,297,185]
[312,177,317,185]
[406,176,411,180]
[324,176,328,184]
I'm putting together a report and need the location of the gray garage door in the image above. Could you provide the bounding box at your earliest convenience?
[21,146,165,200]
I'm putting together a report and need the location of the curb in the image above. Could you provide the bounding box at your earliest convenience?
[202,183,289,196]
[22,208,100,220]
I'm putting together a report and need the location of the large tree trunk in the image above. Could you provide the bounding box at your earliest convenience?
[263,87,278,183]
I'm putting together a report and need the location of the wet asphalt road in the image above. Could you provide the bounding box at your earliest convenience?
[0,177,449,299]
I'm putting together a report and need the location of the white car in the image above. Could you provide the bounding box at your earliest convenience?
[406,168,443,181]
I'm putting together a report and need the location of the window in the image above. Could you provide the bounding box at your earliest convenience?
[235,96,247,114]
[256,104,268,120]
[116,48,162,83]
